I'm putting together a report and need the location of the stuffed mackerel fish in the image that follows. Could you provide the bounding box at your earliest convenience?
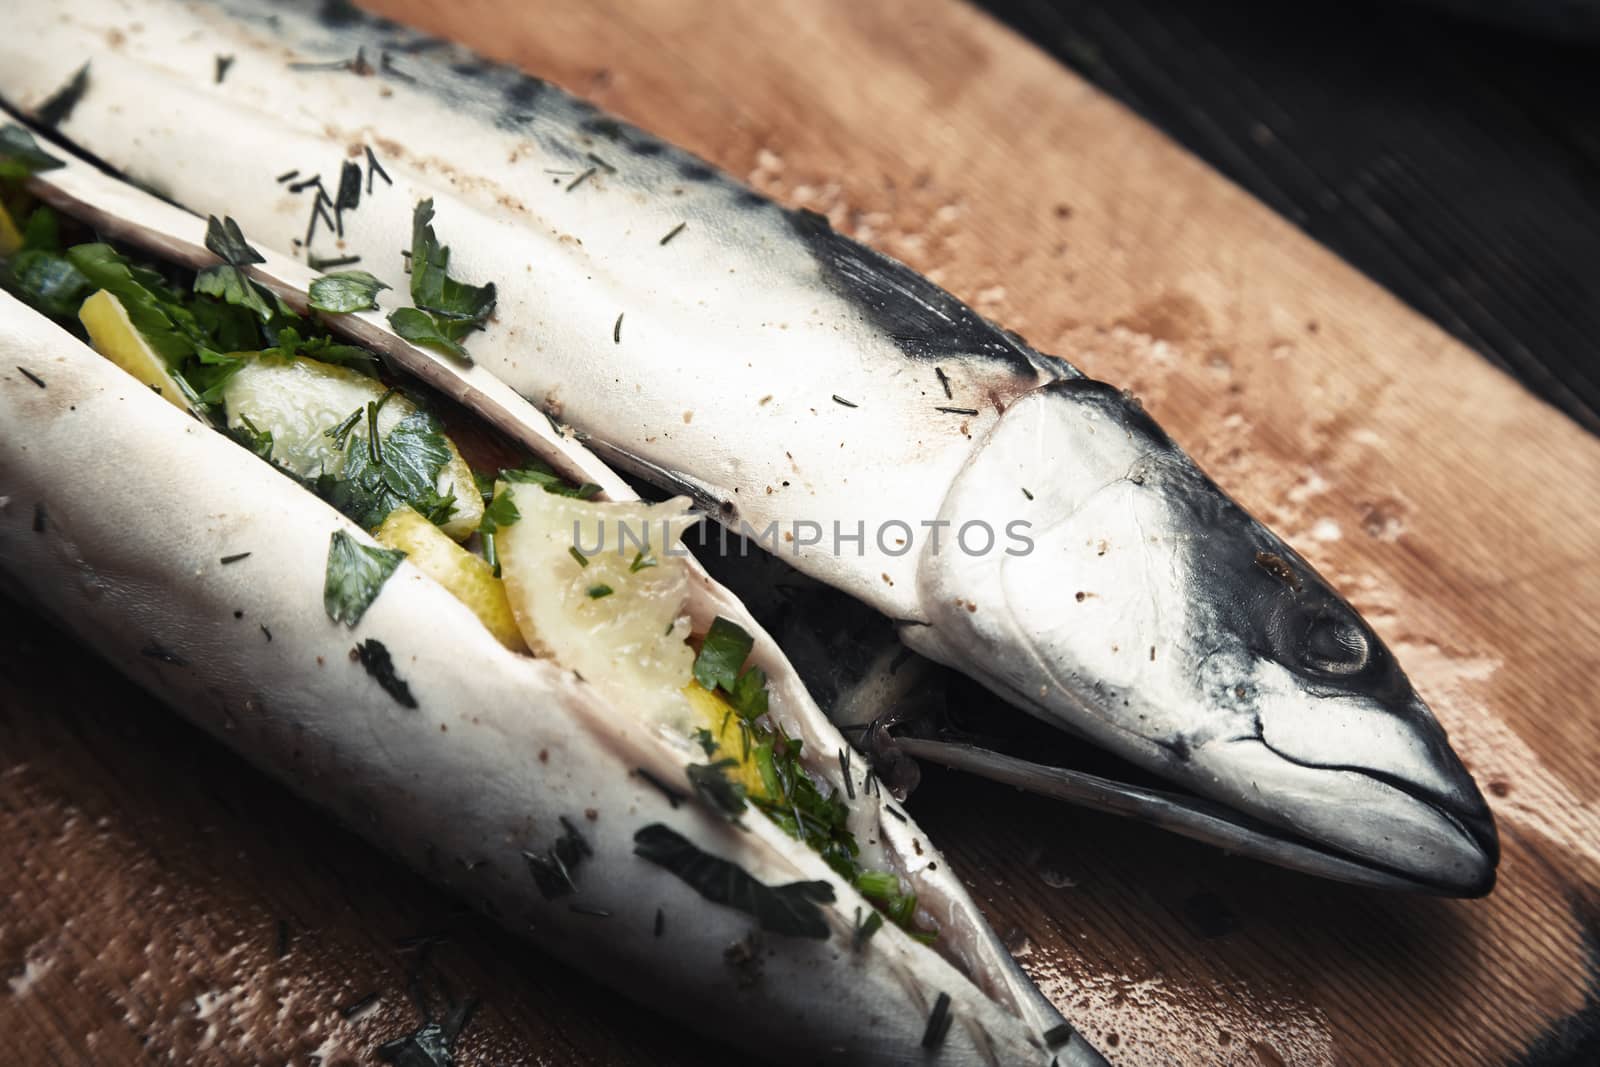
[0,130,1104,1064]
[0,0,1498,1058]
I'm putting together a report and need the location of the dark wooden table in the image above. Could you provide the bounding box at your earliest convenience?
[4,1,1598,1064]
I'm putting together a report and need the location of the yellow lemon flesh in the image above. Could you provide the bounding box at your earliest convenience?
[0,199,22,256]
[495,482,700,728]
[374,506,525,653]
[78,289,199,416]
[682,680,772,799]
[221,353,482,539]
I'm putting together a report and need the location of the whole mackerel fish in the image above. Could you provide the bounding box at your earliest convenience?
[0,0,1497,895]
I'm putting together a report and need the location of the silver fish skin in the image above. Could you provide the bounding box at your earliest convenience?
[0,291,1071,1065]
[0,0,1495,895]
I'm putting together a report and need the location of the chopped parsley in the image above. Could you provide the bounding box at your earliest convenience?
[36,64,90,129]
[500,457,601,498]
[633,823,834,940]
[693,616,755,694]
[686,758,747,821]
[523,816,592,899]
[316,409,456,529]
[586,583,614,599]
[0,124,64,180]
[387,198,496,359]
[195,215,274,322]
[353,638,417,709]
[324,529,405,627]
[308,269,389,313]
[691,617,934,942]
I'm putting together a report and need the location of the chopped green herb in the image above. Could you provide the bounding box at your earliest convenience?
[693,616,755,694]
[389,198,496,359]
[323,529,405,627]
[67,243,197,365]
[686,759,747,821]
[523,815,592,899]
[36,64,90,129]
[568,545,589,568]
[231,414,275,460]
[0,124,64,180]
[501,458,600,498]
[629,550,657,573]
[921,992,953,1050]
[205,215,266,266]
[309,269,389,313]
[852,907,883,950]
[586,584,614,599]
[317,409,456,529]
[632,823,834,939]
[479,490,520,535]
[389,305,468,359]
[323,407,363,451]
[215,55,234,84]
[693,728,718,756]
[4,249,91,318]
[353,638,416,708]
[195,215,272,322]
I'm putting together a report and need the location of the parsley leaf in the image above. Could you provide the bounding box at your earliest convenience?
[386,199,496,359]
[478,490,519,535]
[195,215,272,322]
[408,198,496,325]
[230,414,274,460]
[633,823,834,939]
[316,406,456,530]
[0,124,64,180]
[204,214,265,265]
[686,759,748,821]
[501,458,600,499]
[4,250,90,317]
[324,529,405,626]
[309,269,389,313]
[693,616,755,695]
[388,305,467,358]
[67,243,201,365]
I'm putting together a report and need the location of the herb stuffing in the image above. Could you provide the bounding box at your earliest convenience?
[690,616,935,943]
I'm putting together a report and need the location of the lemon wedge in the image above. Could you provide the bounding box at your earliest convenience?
[78,289,200,416]
[495,483,700,726]
[374,506,525,652]
[222,354,482,539]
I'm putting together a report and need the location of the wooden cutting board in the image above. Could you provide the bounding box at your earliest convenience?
[4,1,1598,1063]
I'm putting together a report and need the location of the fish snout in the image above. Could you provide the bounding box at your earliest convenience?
[1246,678,1499,895]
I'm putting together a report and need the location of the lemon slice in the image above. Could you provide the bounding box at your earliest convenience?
[78,289,200,416]
[0,199,22,256]
[495,483,700,727]
[222,354,482,539]
[374,506,525,652]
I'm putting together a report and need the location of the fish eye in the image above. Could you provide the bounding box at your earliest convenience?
[1299,612,1370,676]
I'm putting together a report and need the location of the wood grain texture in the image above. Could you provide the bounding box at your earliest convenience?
[4,1,1599,1064]
[976,0,1600,436]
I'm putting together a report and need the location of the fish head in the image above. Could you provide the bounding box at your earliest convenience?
[906,375,1497,896]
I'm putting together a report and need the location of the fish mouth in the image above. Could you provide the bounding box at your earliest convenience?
[884,696,1499,897]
